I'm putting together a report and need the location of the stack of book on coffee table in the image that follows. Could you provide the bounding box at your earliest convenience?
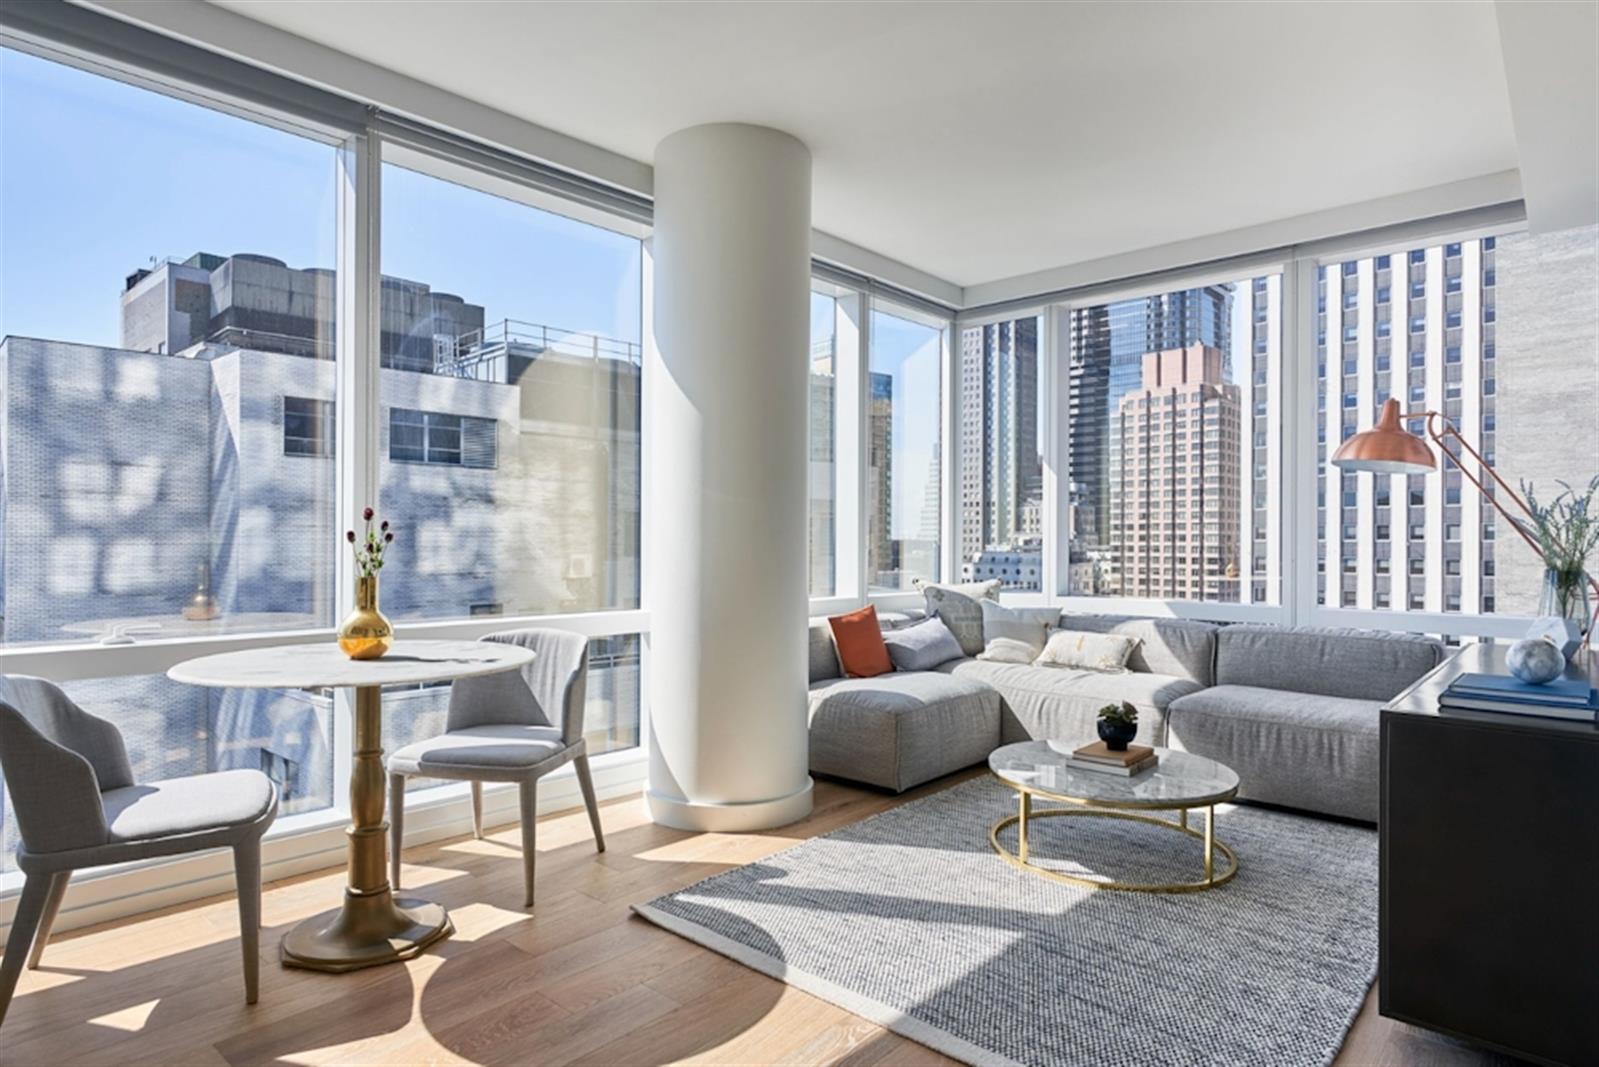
[1439,672,1598,723]
[1065,741,1158,776]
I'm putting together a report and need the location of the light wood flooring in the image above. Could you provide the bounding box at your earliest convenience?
[1,772,1510,1066]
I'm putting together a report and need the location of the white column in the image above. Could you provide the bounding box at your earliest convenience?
[645,124,814,831]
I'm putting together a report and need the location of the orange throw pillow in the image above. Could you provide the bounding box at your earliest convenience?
[828,605,894,678]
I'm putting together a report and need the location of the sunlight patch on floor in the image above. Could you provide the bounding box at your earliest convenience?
[441,900,534,941]
[88,997,160,1032]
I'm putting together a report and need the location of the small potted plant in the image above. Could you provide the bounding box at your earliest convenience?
[1096,701,1138,751]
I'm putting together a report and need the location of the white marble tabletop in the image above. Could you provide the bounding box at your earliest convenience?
[167,639,534,690]
[989,740,1239,808]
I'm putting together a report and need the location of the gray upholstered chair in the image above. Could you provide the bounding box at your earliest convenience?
[387,629,605,908]
[0,675,278,1027]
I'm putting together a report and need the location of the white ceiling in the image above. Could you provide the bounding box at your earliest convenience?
[206,0,1522,289]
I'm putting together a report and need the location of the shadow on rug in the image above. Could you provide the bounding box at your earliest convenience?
[634,775,1378,1067]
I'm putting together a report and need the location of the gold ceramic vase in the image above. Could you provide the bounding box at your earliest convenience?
[338,575,394,660]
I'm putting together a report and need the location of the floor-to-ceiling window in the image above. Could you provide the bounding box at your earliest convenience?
[1063,273,1283,604]
[957,315,1044,591]
[809,289,839,597]
[0,45,342,868]
[378,150,644,761]
[1317,226,1599,623]
[867,303,945,592]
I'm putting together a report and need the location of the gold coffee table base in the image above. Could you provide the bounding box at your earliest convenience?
[281,894,453,973]
[990,803,1238,893]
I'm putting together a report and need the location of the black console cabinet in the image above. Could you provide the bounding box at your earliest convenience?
[1381,644,1599,1066]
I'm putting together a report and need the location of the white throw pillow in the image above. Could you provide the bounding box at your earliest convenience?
[1034,629,1141,672]
[977,636,1041,665]
[977,601,1058,663]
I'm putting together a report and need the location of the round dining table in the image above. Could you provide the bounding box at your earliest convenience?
[168,638,535,973]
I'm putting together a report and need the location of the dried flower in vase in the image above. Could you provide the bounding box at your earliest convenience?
[346,507,396,578]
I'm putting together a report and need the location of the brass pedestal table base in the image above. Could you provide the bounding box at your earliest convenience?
[282,684,454,972]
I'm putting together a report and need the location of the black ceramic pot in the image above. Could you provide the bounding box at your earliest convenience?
[1097,718,1136,751]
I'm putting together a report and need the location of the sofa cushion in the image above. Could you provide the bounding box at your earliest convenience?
[829,605,893,678]
[978,601,1056,662]
[807,671,1000,793]
[1166,684,1382,822]
[1215,625,1442,702]
[1055,613,1219,686]
[937,659,1199,747]
[882,617,965,672]
[917,579,1000,657]
[807,618,841,683]
[876,608,928,630]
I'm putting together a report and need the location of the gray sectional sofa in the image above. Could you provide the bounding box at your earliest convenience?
[806,610,1445,822]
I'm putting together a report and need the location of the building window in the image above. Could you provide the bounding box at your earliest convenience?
[868,302,945,592]
[0,44,346,868]
[283,396,334,457]
[958,316,1043,592]
[377,156,643,659]
[809,288,840,596]
[1313,229,1599,618]
[388,407,497,469]
[1065,272,1280,603]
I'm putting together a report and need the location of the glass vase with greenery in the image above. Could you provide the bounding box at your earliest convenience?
[1521,475,1599,631]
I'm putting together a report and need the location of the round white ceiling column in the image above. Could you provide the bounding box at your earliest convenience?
[644,123,814,831]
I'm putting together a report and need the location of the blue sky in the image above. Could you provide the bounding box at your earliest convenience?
[1,47,640,348]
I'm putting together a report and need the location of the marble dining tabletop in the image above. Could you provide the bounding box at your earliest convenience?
[167,639,534,690]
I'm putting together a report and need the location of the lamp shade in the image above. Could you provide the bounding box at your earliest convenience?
[1330,397,1437,475]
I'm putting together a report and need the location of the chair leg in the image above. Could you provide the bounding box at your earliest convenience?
[470,781,484,840]
[0,873,56,1027]
[26,872,71,970]
[574,754,605,854]
[389,772,406,892]
[518,781,539,909]
[233,837,262,1006]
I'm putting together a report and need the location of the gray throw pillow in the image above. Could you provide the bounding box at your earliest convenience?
[881,617,966,672]
[915,579,1000,657]
[978,600,1058,662]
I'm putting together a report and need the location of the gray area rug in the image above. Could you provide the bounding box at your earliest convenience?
[635,776,1378,1067]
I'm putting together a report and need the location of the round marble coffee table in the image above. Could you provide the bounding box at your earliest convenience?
[169,639,534,972]
[988,739,1240,893]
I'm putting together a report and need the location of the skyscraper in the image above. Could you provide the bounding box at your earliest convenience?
[1108,344,1242,601]
[1069,285,1233,580]
[958,318,1040,573]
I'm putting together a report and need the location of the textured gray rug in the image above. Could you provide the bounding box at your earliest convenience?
[635,776,1379,1067]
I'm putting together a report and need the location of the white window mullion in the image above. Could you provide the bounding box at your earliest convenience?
[334,126,382,816]
[834,291,865,603]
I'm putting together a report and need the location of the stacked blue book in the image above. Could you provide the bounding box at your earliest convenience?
[1439,672,1599,723]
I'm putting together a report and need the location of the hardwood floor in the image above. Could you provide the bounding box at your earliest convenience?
[1,773,1508,1066]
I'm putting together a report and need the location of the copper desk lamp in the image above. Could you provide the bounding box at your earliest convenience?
[1331,396,1599,649]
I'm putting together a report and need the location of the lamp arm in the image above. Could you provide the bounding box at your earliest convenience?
[1422,412,1545,558]
[1422,411,1599,649]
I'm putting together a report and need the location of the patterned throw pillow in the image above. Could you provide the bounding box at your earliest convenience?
[977,600,1058,663]
[1034,629,1141,672]
[914,579,1001,658]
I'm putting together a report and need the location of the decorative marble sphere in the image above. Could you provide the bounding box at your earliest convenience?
[1506,636,1566,685]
